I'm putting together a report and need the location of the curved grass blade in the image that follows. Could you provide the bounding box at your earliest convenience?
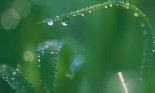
[128,4,154,84]
[38,41,63,93]
[40,0,154,84]
[0,64,36,93]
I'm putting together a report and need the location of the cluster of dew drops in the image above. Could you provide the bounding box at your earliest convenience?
[39,0,155,81]
[42,17,70,27]
[37,41,63,68]
[0,64,30,92]
[40,0,131,27]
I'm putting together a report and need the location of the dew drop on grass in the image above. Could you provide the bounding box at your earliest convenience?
[81,14,85,16]
[133,12,138,17]
[11,77,15,80]
[110,4,113,7]
[43,19,54,26]
[47,19,54,26]
[51,51,54,54]
[12,71,17,75]
[56,16,59,19]
[124,2,130,9]
[61,17,69,26]
[125,2,129,6]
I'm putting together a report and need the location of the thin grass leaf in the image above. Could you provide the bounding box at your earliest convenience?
[0,64,35,93]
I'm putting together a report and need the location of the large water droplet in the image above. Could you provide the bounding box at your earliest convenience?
[61,17,69,26]
[47,19,54,26]
[43,19,53,26]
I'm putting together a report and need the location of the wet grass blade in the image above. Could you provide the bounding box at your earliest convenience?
[40,0,154,85]
[0,64,36,93]
[38,41,63,93]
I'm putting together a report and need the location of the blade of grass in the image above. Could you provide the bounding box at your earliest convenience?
[0,64,36,93]
[38,41,63,93]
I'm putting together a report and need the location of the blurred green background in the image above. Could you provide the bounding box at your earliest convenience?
[0,0,155,93]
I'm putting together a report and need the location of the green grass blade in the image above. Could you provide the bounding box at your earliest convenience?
[38,41,63,93]
[0,64,36,93]
[40,0,154,84]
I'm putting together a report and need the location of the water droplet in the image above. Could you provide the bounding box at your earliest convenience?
[110,4,113,7]
[125,2,129,6]
[12,72,17,75]
[11,77,15,80]
[133,13,138,17]
[61,17,69,26]
[81,14,84,16]
[43,19,54,26]
[51,51,54,54]
[124,2,130,9]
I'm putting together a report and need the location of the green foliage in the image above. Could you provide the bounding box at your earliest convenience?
[0,65,35,93]
[0,0,154,93]
[38,41,63,93]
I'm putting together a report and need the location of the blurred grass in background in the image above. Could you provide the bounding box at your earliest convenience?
[0,0,155,93]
